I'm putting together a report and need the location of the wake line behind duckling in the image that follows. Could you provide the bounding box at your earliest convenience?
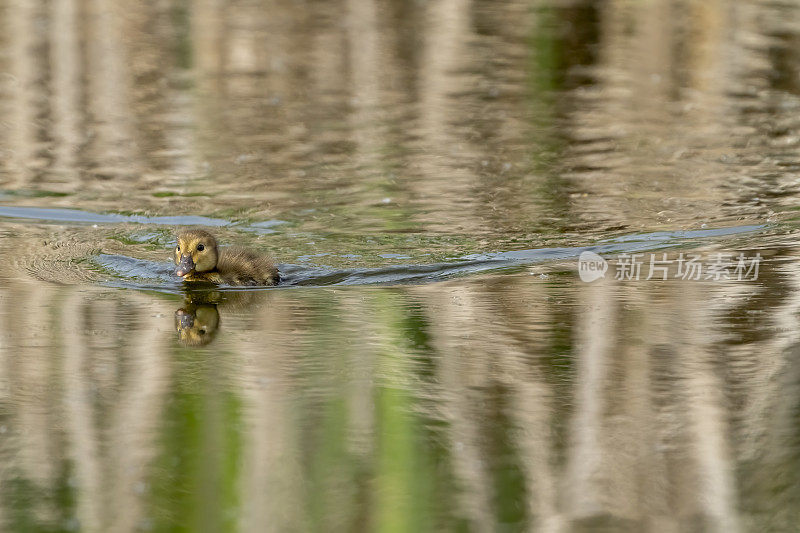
[87,223,767,291]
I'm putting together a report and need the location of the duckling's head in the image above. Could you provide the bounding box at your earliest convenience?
[174,229,219,278]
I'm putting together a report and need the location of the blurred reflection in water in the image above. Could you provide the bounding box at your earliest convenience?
[0,0,799,250]
[1,0,800,531]
[1,254,800,531]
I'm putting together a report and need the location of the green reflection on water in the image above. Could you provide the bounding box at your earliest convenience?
[373,291,437,533]
[5,462,77,533]
[149,347,243,533]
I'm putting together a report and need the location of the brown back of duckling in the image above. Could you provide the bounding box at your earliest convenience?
[216,247,279,286]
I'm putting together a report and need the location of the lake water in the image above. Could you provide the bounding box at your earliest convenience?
[1,0,800,531]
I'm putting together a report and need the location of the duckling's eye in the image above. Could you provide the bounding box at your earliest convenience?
[176,246,180,252]
[197,244,205,251]
[199,328,206,335]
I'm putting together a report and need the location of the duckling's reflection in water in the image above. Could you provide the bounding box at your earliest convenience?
[173,289,268,346]
[174,302,220,346]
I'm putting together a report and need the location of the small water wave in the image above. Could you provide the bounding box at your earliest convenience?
[0,205,232,226]
[599,225,763,243]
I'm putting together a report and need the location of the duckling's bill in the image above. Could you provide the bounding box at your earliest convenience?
[175,254,195,277]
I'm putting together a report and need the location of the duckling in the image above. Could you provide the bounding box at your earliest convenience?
[174,229,279,285]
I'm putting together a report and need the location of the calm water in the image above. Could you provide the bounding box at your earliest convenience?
[1,0,800,531]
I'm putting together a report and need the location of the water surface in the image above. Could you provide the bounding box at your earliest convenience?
[1,0,800,531]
